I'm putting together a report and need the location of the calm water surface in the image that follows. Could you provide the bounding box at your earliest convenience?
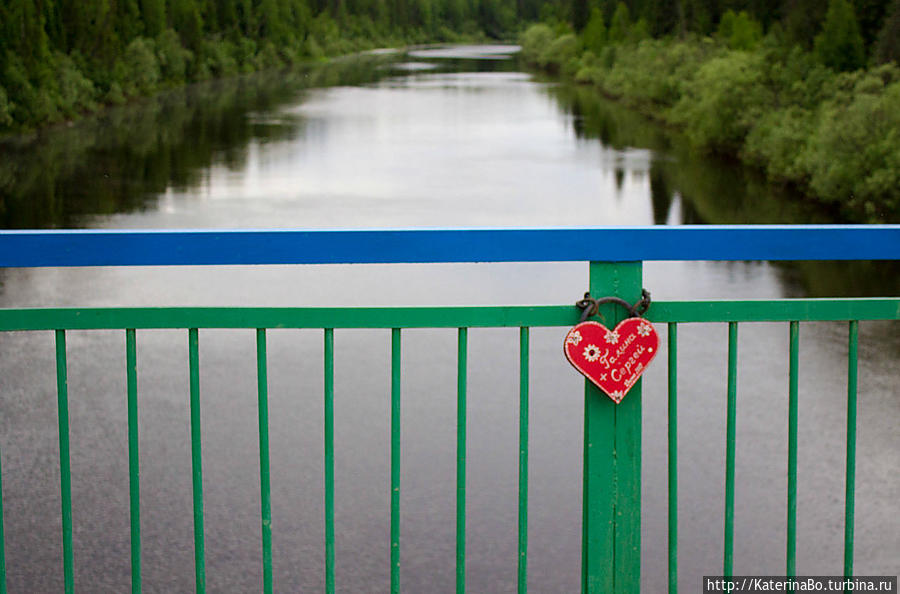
[0,46,898,592]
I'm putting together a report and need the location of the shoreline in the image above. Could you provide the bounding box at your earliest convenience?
[520,26,900,223]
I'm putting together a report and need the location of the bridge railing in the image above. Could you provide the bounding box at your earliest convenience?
[0,225,898,594]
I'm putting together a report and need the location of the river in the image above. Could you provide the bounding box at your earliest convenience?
[0,45,897,592]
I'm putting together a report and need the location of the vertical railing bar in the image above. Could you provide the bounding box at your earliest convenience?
[0,442,7,594]
[517,327,529,594]
[126,329,141,594]
[188,328,206,594]
[55,329,75,594]
[668,323,678,594]
[723,322,738,578]
[456,328,467,594]
[844,321,859,578]
[324,328,335,594]
[256,329,273,594]
[787,322,799,577]
[390,328,401,594]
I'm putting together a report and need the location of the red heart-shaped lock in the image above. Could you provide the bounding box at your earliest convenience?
[564,318,659,403]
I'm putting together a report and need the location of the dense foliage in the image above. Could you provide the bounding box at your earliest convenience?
[0,0,539,132]
[0,56,392,228]
[522,0,900,221]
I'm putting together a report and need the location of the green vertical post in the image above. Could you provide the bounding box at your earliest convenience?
[581,262,642,594]
[787,322,799,577]
[667,323,678,594]
[55,330,74,594]
[324,329,335,594]
[390,328,401,594]
[724,322,738,578]
[256,329,273,594]
[844,321,858,578]
[456,328,467,594]
[188,329,206,594]
[517,327,529,594]
[126,329,141,594]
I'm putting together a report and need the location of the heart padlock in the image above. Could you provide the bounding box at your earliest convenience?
[564,291,659,403]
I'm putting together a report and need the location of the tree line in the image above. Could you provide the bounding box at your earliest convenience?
[522,0,900,221]
[0,0,537,131]
[569,0,900,61]
[4,0,899,132]
[562,0,900,67]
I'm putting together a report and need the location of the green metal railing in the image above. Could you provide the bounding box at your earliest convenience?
[0,226,898,593]
[2,299,898,593]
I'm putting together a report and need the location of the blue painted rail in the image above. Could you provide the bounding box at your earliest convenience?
[1,225,899,266]
[0,225,898,594]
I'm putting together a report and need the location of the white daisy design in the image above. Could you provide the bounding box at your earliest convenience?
[610,390,625,401]
[604,329,620,344]
[566,330,583,346]
[637,322,653,337]
[583,344,601,362]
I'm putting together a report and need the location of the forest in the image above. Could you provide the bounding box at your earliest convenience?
[0,0,533,131]
[522,0,900,221]
[2,0,898,131]
[2,0,900,219]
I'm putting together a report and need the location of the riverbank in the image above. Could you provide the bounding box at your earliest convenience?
[2,0,509,139]
[520,24,900,223]
[0,53,415,229]
[0,28,491,139]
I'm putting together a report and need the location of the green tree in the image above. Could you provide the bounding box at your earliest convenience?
[116,37,161,94]
[717,9,762,50]
[443,0,467,28]
[671,50,772,151]
[142,0,168,37]
[630,17,650,41]
[582,8,608,52]
[805,81,900,214]
[116,0,145,43]
[815,0,866,71]
[520,23,555,62]
[169,0,206,51]
[1,0,54,69]
[256,0,288,41]
[156,28,192,81]
[608,2,630,42]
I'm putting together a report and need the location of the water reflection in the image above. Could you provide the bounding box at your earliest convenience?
[649,160,673,225]
[0,55,395,229]
[548,82,900,296]
[407,45,521,60]
[548,82,831,224]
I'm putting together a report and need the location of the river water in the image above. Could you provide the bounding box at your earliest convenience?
[0,46,897,592]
